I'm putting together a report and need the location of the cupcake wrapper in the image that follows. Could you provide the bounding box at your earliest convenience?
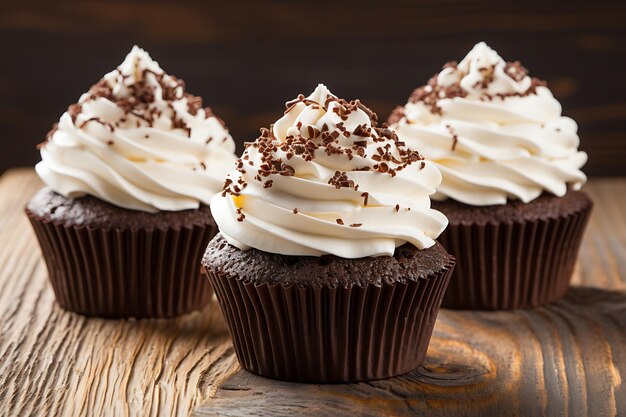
[27,212,217,318]
[204,263,454,383]
[440,204,592,310]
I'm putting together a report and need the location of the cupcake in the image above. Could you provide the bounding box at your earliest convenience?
[26,46,237,318]
[202,84,455,382]
[389,42,592,310]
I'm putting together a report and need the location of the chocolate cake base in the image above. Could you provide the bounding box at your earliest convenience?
[433,190,593,310]
[26,188,217,318]
[202,234,456,383]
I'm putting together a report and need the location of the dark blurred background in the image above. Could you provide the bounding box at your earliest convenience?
[1,0,625,175]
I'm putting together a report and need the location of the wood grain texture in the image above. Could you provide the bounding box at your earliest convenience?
[199,287,626,417]
[0,170,625,416]
[0,170,239,416]
[1,0,625,175]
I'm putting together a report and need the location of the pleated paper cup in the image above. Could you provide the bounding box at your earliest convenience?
[203,244,455,383]
[438,196,592,310]
[26,208,217,318]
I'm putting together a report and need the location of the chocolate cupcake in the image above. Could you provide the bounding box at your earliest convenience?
[390,42,592,310]
[203,84,455,382]
[26,46,238,318]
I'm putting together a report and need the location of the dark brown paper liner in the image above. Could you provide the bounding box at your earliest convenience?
[204,262,454,383]
[439,204,592,310]
[26,211,217,318]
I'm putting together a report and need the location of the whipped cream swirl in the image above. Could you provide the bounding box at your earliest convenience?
[210,84,447,258]
[36,46,237,212]
[391,42,587,206]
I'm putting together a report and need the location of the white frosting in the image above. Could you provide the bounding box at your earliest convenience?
[36,46,237,213]
[210,84,448,258]
[393,42,587,206]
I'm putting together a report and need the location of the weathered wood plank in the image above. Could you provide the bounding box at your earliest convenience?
[576,178,626,290]
[197,287,626,417]
[0,170,624,416]
[0,170,239,417]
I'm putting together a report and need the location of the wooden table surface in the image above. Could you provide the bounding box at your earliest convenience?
[0,169,624,417]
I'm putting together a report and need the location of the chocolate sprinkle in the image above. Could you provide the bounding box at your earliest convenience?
[408,58,549,115]
[236,209,245,222]
[361,192,369,206]
[38,55,230,149]
[220,89,428,226]
[328,171,358,190]
[446,124,459,151]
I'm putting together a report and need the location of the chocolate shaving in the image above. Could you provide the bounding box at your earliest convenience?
[236,209,245,222]
[361,192,369,206]
[387,106,406,125]
[39,59,229,150]
[408,59,548,115]
[220,90,426,204]
[328,171,357,190]
[67,104,83,122]
[504,61,528,82]
[409,76,467,115]
[446,124,459,151]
